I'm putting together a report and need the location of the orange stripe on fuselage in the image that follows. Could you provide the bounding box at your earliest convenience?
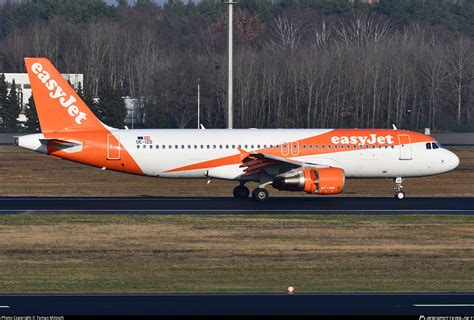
[165,129,435,173]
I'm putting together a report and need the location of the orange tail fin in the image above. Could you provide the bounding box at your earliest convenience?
[25,58,104,133]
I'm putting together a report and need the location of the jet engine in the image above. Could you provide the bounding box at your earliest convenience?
[272,168,345,195]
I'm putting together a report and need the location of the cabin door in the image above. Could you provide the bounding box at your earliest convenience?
[107,134,121,160]
[398,135,412,160]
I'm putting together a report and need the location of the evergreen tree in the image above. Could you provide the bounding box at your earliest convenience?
[0,74,7,131]
[24,95,40,133]
[4,79,19,131]
[117,0,128,8]
[96,85,127,128]
[76,81,99,119]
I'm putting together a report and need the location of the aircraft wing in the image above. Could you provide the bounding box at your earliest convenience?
[239,152,333,177]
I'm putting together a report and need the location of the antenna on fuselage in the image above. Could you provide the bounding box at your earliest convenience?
[392,124,398,130]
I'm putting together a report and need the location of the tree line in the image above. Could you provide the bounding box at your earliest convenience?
[0,0,473,132]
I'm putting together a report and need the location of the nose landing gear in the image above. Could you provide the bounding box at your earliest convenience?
[394,177,405,200]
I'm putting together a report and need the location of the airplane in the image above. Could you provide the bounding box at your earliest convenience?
[16,58,460,201]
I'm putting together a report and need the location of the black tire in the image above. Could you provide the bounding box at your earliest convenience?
[252,188,269,201]
[233,185,250,199]
[394,191,405,200]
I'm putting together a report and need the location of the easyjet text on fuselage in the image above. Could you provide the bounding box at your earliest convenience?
[331,134,394,145]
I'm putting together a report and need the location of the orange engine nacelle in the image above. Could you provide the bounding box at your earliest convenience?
[273,168,345,195]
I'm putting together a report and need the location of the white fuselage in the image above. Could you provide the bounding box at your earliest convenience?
[108,129,459,179]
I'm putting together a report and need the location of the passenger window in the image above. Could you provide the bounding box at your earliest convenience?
[181,145,185,149]
[207,145,210,149]
[238,145,242,148]
[137,145,140,149]
[200,145,204,149]
[194,145,197,149]
[347,145,350,149]
[334,145,337,149]
[309,145,312,149]
[303,145,306,149]
[341,145,344,149]
[263,145,267,148]
[169,145,172,149]
[385,146,388,149]
[213,145,216,149]
[188,145,191,149]
[150,145,153,149]
[245,145,248,149]
[328,145,331,149]
[226,145,229,149]
[321,145,325,149]
[162,145,166,149]
[391,146,394,149]
[315,145,319,149]
[232,145,235,149]
[257,145,260,149]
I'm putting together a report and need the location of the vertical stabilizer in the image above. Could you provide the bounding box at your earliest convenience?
[24,58,104,133]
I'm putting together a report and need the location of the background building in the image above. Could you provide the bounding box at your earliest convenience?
[124,96,147,128]
[4,73,83,107]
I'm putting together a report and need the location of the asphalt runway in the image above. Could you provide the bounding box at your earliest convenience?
[0,293,473,315]
[0,196,472,215]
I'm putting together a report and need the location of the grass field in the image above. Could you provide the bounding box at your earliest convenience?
[0,146,473,197]
[0,214,473,293]
[0,146,473,293]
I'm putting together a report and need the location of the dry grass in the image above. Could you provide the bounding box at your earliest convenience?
[0,146,472,293]
[0,214,472,293]
[0,146,473,197]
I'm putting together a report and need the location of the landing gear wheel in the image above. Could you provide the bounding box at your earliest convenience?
[252,188,269,201]
[233,185,250,199]
[394,191,405,200]
[393,177,406,200]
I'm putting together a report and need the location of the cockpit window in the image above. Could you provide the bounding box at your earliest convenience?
[426,143,431,150]
[432,142,439,149]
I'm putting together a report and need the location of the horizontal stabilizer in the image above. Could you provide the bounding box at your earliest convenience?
[39,138,83,153]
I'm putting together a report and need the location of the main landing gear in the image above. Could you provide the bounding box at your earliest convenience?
[233,185,250,199]
[394,177,406,200]
[252,188,269,201]
[233,183,270,201]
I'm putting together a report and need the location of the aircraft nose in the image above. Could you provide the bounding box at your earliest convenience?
[446,150,460,171]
